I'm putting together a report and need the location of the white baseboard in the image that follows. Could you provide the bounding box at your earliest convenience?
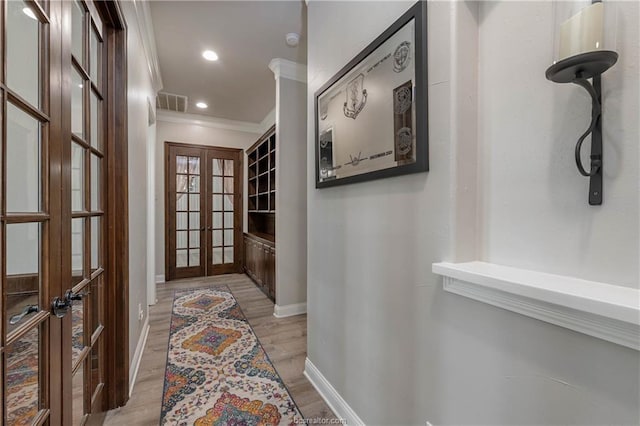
[303,358,365,425]
[155,274,165,284]
[129,317,150,397]
[273,302,307,318]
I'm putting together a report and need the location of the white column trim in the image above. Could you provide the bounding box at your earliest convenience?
[273,302,307,318]
[129,316,150,397]
[268,58,307,83]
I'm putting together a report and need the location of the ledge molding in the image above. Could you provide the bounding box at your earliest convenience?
[304,358,365,425]
[433,261,640,350]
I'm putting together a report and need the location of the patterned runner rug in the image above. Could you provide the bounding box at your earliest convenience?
[161,286,304,425]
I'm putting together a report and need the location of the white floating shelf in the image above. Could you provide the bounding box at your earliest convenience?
[432,261,640,350]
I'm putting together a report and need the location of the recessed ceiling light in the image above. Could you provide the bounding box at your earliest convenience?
[202,50,219,61]
[23,7,37,20]
[196,102,208,109]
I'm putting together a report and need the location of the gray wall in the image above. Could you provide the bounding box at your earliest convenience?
[306,1,639,425]
[275,76,307,308]
[479,1,639,288]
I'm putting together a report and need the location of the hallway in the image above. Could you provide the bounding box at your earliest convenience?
[104,274,336,424]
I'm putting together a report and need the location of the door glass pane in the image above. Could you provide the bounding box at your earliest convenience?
[188,157,200,174]
[5,223,40,334]
[90,277,102,334]
[176,250,188,267]
[6,0,40,107]
[189,230,200,248]
[212,247,223,265]
[176,231,187,249]
[91,217,100,271]
[212,176,223,193]
[6,103,41,212]
[90,91,101,149]
[176,156,188,174]
[224,247,234,264]
[176,175,188,193]
[90,337,103,403]
[72,299,85,366]
[189,249,200,267]
[71,0,84,63]
[72,366,84,425]
[212,230,222,247]
[212,212,222,229]
[189,212,200,230]
[212,194,223,211]
[72,218,84,285]
[224,194,233,211]
[189,194,200,211]
[224,177,234,194]
[224,159,234,176]
[189,176,200,193]
[212,159,222,176]
[91,154,100,210]
[224,212,234,229]
[90,27,101,82]
[176,194,187,211]
[224,229,234,246]
[72,69,84,138]
[176,213,187,230]
[6,327,40,424]
[72,143,84,211]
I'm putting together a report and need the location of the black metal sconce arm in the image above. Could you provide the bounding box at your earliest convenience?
[572,77,602,178]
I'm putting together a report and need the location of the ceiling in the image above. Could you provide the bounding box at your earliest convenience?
[150,0,307,123]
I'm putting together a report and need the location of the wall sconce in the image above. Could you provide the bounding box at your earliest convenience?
[545,0,617,205]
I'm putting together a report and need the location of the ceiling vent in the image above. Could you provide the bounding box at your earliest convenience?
[156,92,188,113]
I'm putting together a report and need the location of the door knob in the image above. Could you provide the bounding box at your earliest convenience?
[9,304,39,325]
[52,297,70,318]
[64,289,87,304]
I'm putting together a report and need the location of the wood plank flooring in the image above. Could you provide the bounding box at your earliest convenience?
[104,274,336,425]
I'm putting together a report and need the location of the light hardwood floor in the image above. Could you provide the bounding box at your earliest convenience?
[104,274,336,425]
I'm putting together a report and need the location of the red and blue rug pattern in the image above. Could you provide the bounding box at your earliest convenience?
[160,287,303,425]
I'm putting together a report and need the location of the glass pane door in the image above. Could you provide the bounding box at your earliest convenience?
[2,0,51,424]
[68,1,106,423]
[167,146,206,280]
[206,149,242,276]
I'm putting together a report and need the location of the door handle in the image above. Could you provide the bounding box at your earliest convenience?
[52,290,87,318]
[9,305,39,325]
[200,227,206,232]
[64,289,87,303]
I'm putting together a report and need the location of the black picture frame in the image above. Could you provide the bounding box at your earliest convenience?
[314,1,428,189]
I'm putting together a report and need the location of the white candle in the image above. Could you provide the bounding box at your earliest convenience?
[559,2,604,61]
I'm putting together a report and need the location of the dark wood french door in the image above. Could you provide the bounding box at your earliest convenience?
[0,0,123,424]
[166,143,244,281]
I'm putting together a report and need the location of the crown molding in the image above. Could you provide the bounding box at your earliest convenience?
[268,58,307,83]
[157,110,264,134]
[130,0,163,92]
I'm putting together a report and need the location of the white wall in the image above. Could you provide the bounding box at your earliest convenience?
[155,119,262,279]
[275,76,307,308]
[479,0,639,288]
[307,1,639,425]
[122,0,156,366]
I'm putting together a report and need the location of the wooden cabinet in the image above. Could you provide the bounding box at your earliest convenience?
[245,125,277,301]
[244,233,275,301]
